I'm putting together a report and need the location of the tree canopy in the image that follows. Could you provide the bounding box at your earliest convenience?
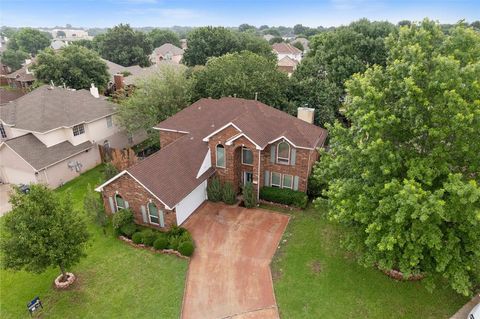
[94,24,152,67]
[191,51,290,110]
[289,19,396,125]
[0,49,29,71]
[7,28,51,55]
[313,20,480,296]
[148,28,181,48]
[0,184,89,279]
[33,46,109,90]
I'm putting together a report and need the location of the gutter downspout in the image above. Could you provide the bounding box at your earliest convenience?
[257,149,261,200]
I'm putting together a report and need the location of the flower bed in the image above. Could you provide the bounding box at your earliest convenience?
[54,272,76,289]
[381,268,424,281]
[118,236,190,260]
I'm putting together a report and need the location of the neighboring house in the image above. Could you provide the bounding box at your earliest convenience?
[95,98,327,230]
[263,34,275,42]
[150,43,184,64]
[291,37,310,53]
[180,39,188,49]
[5,59,35,90]
[113,62,185,90]
[0,88,25,104]
[51,39,69,50]
[41,28,93,41]
[102,59,143,92]
[0,85,146,187]
[272,42,303,62]
[277,56,299,77]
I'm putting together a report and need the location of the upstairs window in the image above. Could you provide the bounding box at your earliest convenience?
[106,115,113,128]
[72,124,85,136]
[115,194,125,211]
[277,141,290,164]
[241,147,253,165]
[148,202,159,225]
[0,123,7,139]
[216,144,225,168]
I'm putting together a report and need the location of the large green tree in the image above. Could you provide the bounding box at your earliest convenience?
[33,46,109,90]
[148,28,181,48]
[116,65,192,143]
[314,20,480,296]
[1,184,89,281]
[192,51,290,109]
[95,24,152,67]
[182,26,239,66]
[0,49,29,71]
[289,19,396,125]
[8,28,51,55]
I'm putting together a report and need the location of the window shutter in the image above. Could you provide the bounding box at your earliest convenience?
[293,176,299,191]
[159,211,165,227]
[290,148,296,165]
[124,201,129,209]
[108,196,115,213]
[140,205,148,223]
[264,170,270,187]
[270,145,276,163]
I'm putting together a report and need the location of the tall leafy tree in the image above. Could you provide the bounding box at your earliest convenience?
[0,49,29,71]
[289,19,395,125]
[235,32,276,61]
[183,26,239,66]
[33,46,109,90]
[8,28,51,55]
[314,20,480,296]
[116,65,192,143]
[192,51,290,109]
[95,24,152,67]
[148,28,181,48]
[0,185,89,281]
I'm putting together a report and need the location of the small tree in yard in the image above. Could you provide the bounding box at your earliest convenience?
[243,182,257,208]
[84,184,108,235]
[0,184,89,283]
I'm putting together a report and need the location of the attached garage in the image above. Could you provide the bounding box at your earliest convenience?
[175,180,207,225]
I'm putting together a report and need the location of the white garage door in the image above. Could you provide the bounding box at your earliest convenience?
[1,167,37,185]
[175,180,207,225]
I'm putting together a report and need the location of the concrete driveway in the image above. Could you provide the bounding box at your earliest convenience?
[0,184,12,216]
[182,202,289,319]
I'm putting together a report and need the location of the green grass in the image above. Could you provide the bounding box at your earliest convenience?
[0,165,187,318]
[270,204,468,319]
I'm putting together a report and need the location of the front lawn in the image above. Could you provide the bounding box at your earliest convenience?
[270,205,468,319]
[0,165,188,318]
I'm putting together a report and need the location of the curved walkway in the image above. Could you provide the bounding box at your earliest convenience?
[182,202,289,319]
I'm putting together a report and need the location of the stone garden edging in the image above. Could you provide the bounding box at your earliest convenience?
[54,272,76,289]
[118,235,190,260]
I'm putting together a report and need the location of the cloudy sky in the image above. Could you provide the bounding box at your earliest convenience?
[0,0,478,28]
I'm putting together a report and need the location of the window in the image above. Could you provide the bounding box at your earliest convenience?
[115,194,125,211]
[216,144,225,168]
[106,115,113,128]
[241,147,253,165]
[148,202,159,225]
[271,172,281,187]
[0,123,7,139]
[72,124,85,136]
[277,141,290,164]
[282,174,293,189]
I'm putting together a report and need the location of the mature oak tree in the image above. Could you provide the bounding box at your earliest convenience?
[313,20,480,296]
[7,28,51,55]
[33,46,109,90]
[0,184,89,282]
[148,28,181,48]
[0,49,29,71]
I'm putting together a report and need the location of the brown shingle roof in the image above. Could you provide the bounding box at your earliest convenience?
[4,133,93,170]
[0,88,25,104]
[152,43,184,57]
[5,65,35,83]
[278,56,299,67]
[272,42,302,55]
[0,85,116,132]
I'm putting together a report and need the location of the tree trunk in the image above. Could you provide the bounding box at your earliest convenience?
[59,264,68,282]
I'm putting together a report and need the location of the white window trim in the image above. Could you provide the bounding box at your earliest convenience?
[216,144,226,168]
[0,123,7,139]
[271,172,282,187]
[282,174,293,189]
[115,194,124,211]
[241,147,254,166]
[147,201,160,225]
[276,141,290,165]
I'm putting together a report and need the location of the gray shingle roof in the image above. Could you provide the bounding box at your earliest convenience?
[0,85,116,132]
[101,59,142,78]
[152,43,184,57]
[4,133,93,170]
[123,62,185,86]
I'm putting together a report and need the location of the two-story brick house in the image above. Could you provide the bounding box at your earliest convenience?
[96,97,327,230]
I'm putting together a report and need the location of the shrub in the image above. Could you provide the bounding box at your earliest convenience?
[141,229,157,246]
[120,223,137,237]
[259,187,308,208]
[112,209,134,230]
[307,171,326,199]
[153,235,169,250]
[131,232,143,244]
[207,177,222,202]
[222,182,236,205]
[242,182,257,208]
[168,235,182,250]
[103,162,118,179]
[168,225,187,237]
[178,241,195,257]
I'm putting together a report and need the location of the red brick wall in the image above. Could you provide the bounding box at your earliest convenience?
[101,173,177,230]
[159,130,186,148]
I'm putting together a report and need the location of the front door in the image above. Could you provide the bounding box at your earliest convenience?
[243,171,253,186]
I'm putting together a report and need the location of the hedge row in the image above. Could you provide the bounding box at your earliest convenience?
[259,186,308,208]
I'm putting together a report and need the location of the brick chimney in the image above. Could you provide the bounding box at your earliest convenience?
[114,73,124,91]
[297,107,315,124]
